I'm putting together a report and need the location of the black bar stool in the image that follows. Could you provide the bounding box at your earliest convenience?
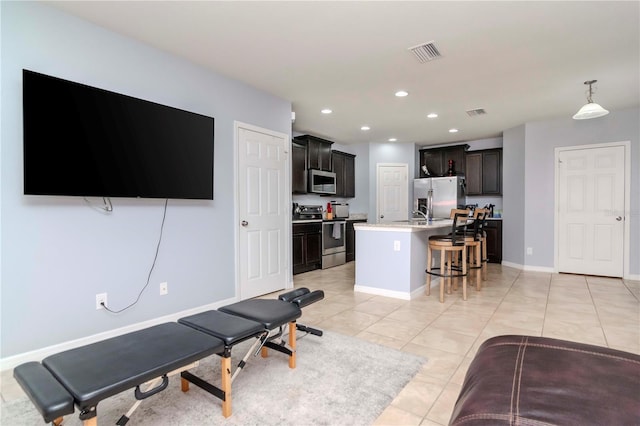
[459,208,488,290]
[426,209,470,302]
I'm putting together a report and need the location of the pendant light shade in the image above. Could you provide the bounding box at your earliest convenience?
[573,102,609,120]
[573,80,609,120]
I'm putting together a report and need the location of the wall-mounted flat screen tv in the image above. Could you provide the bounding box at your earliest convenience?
[23,69,214,200]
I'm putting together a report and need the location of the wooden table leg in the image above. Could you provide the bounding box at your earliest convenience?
[426,244,432,296]
[288,321,297,369]
[221,356,232,418]
[461,247,467,300]
[475,243,482,290]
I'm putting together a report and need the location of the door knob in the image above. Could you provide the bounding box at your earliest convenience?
[241,220,248,227]
[616,216,623,221]
[380,215,384,219]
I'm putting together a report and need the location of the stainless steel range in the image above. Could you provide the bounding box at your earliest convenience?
[293,204,347,269]
[293,204,323,221]
[322,219,346,269]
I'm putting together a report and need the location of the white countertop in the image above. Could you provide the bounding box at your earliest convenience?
[354,220,454,233]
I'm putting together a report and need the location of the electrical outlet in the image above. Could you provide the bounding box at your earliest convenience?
[527,247,533,255]
[393,240,401,251]
[96,293,107,310]
[160,282,168,296]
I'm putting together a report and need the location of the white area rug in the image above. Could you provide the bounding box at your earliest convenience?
[2,331,426,425]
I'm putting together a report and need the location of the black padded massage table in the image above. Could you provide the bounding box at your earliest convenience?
[14,288,323,425]
[178,288,323,418]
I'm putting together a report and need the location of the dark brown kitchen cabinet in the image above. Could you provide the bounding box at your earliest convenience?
[332,150,356,198]
[292,222,322,275]
[346,219,366,262]
[465,153,483,194]
[465,149,502,195]
[419,144,469,177]
[294,134,333,171]
[484,220,502,263]
[482,150,502,194]
[422,150,444,177]
[291,141,307,194]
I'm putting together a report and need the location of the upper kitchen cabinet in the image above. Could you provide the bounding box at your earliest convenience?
[465,148,502,195]
[294,134,333,171]
[332,150,356,198]
[419,144,469,177]
[292,140,307,194]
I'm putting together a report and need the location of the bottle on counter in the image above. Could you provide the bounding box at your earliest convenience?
[326,202,333,220]
[447,159,455,176]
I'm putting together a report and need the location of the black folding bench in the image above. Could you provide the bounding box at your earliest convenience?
[13,288,324,425]
[178,287,324,418]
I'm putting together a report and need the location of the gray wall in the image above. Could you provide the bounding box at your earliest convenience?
[502,125,526,266]
[504,108,639,274]
[1,2,291,357]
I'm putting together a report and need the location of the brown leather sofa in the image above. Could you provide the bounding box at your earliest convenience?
[449,335,640,425]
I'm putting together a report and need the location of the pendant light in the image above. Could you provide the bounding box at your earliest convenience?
[573,80,609,120]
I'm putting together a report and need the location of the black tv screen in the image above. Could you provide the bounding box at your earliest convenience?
[22,69,214,200]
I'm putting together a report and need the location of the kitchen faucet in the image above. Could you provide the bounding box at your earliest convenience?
[413,191,434,220]
[412,209,428,220]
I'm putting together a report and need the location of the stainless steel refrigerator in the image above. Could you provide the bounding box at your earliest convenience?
[413,176,466,219]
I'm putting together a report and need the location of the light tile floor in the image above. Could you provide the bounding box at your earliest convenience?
[292,262,640,425]
[1,262,638,426]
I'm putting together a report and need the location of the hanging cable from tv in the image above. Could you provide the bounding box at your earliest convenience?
[83,197,113,213]
[100,199,169,313]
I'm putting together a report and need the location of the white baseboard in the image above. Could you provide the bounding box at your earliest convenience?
[501,261,554,273]
[501,261,524,270]
[502,261,640,280]
[0,296,237,372]
[354,281,438,300]
[410,285,429,299]
[354,285,412,300]
[523,265,555,273]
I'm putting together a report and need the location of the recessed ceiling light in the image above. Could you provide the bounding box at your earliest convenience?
[361,126,370,131]
[388,138,397,142]
[395,90,409,97]
[427,113,438,118]
[449,128,459,133]
[321,109,332,114]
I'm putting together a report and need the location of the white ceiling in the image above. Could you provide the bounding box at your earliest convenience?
[48,1,639,146]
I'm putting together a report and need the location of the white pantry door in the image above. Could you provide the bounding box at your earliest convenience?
[376,164,408,223]
[237,123,288,299]
[557,145,625,277]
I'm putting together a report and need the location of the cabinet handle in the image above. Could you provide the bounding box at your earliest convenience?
[616,216,623,221]
[241,220,248,227]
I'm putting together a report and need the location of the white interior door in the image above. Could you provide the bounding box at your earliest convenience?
[557,145,625,277]
[237,123,288,299]
[376,164,408,223]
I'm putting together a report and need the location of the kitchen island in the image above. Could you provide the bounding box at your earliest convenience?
[353,220,454,300]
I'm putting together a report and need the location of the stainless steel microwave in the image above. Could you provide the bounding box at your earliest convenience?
[308,169,336,194]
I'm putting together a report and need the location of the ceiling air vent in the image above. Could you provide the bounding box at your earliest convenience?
[466,108,487,117]
[408,41,442,63]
